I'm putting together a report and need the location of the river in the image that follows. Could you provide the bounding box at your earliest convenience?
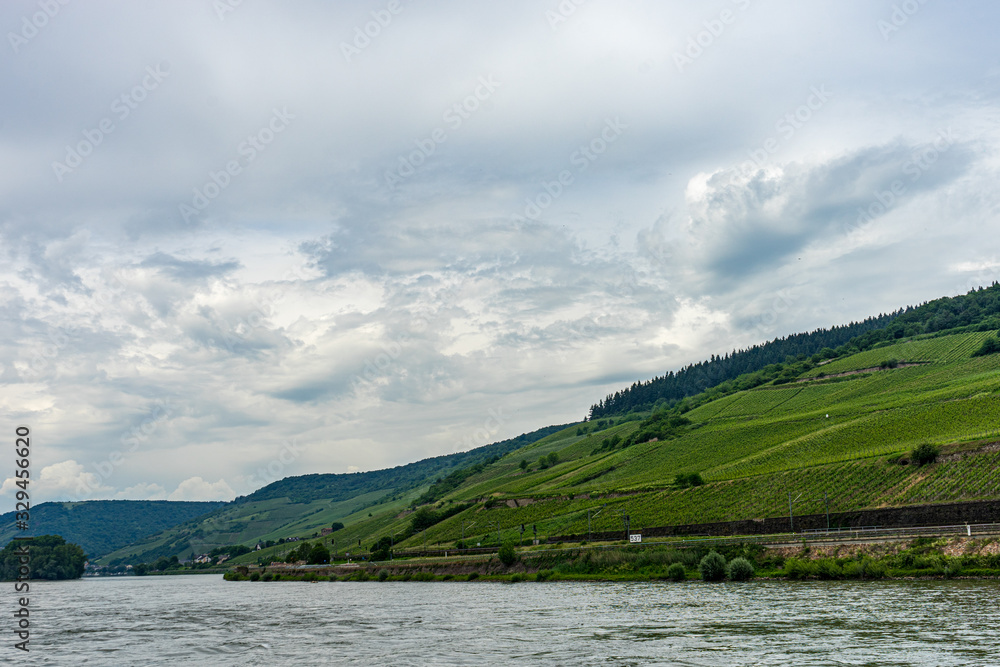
[9,575,1000,665]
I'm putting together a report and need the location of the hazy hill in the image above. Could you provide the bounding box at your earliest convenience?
[0,500,225,559]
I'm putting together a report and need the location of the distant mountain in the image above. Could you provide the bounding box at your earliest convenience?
[0,500,226,559]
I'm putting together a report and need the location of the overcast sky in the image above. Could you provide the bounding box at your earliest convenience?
[2,0,999,503]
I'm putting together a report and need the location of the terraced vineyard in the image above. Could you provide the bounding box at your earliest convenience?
[380,330,1000,547]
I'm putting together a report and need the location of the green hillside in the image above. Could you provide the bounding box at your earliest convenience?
[591,281,1000,417]
[98,286,1000,567]
[231,328,1000,559]
[96,423,572,565]
[0,501,225,559]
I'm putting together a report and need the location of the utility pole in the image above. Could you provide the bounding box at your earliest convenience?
[588,504,606,542]
[788,492,794,533]
[824,491,830,532]
[462,520,476,543]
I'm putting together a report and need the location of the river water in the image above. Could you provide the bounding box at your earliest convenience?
[9,575,1000,665]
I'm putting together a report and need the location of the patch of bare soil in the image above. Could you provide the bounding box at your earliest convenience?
[797,362,927,383]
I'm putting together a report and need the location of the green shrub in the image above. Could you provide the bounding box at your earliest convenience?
[261,572,273,582]
[784,557,814,579]
[972,335,1000,357]
[674,472,705,488]
[498,542,518,566]
[327,574,338,582]
[536,569,554,581]
[303,572,318,582]
[666,563,686,581]
[249,571,260,581]
[699,551,727,582]
[814,558,843,580]
[467,572,479,581]
[844,557,886,580]
[441,574,454,581]
[727,557,755,581]
[911,443,940,465]
[509,573,524,583]
[411,571,434,581]
[377,569,389,582]
[401,572,412,581]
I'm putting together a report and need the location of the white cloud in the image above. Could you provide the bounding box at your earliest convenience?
[0,460,112,503]
[167,477,236,502]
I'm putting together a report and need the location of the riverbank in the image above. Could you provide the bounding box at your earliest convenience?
[226,535,1000,583]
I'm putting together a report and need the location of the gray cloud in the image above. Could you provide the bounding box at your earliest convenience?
[2,0,999,501]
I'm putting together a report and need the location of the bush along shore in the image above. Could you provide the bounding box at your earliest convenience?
[225,536,1000,583]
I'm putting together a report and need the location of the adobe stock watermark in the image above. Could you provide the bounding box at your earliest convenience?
[878,0,931,41]
[17,324,78,380]
[848,128,956,234]
[209,262,311,353]
[673,0,752,73]
[52,63,171,183]
[741,85,832,172]
[451,408,509,453]
[545,0,587,31]
[7,0,71,54]
[340,0,411,63]
[178,107,294,223]
[553,317,602,366]
[209,290,282,353]
[511,117,627,223]
[746,289,796,338]
[384,75,502,190]
[637,225,677,270]
[349,315,430,393]
[245,438,306,488]
[213,0,245,21]
[72,399,174,500]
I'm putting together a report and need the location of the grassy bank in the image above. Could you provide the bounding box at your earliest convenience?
[226,536,1000,583]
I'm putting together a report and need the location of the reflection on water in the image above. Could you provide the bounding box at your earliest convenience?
[15,575,1000,665]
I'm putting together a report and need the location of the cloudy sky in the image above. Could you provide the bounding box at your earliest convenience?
[2,1,999,503]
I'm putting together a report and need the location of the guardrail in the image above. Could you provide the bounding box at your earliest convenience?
[394,523,1000,564]
[256,523,1000,569]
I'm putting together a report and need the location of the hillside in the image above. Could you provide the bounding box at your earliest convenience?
[102,286,1000,567]
[591,282,1000,417]
[228,327,1000,564]
[96,423,572,565]
[0,501,225,559]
